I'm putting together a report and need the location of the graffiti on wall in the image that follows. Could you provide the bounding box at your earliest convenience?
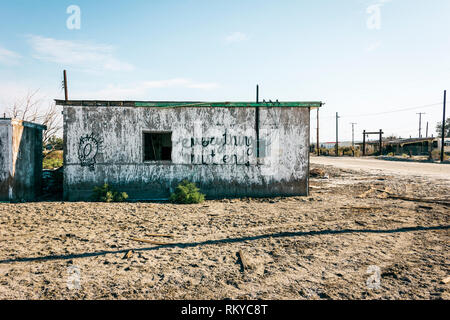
[78,133,103,171]
[181,130,254,166]
[177,128,278,167]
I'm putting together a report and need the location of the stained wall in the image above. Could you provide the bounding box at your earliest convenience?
[63,106,311,200]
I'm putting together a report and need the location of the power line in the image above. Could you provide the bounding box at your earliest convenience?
[319,102,441,119]
[416,112,426,138]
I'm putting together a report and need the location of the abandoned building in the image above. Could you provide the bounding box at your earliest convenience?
[0,118,46,201]
[55,100,323,201]
[384,137,438,156]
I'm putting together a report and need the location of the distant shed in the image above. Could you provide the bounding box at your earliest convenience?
[56,100,323,201]
[384,137,437,155]
[0,118,46,201]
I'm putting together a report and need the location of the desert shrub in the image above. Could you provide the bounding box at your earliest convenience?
[169,180,205,204]
[43,150,63,169]
[43,157,63,169]
[341,147,352,156]
[318,148,330,156]
[431,149,440,160]
[431,149,450,161]
[92,184,128,202]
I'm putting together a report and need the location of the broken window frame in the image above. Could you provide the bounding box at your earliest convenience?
[142,131,173,163]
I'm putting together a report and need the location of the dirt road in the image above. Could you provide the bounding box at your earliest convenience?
[311,156,450,181]
[0,163,448,300]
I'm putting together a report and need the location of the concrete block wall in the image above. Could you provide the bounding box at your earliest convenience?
[63,105,311,200]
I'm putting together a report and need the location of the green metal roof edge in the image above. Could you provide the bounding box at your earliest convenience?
[55,100,323,108]
[135,101,323,108]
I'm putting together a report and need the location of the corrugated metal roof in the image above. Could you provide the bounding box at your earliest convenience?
[55,100,323,108]
[0,118,47,131]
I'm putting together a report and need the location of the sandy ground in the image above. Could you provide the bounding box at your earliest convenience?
[0,161,449,300]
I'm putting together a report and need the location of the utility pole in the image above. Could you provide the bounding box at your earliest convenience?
[255,84,260,163]
[335,112,340,156]
[350,123,357,148]
[441,90,447,162]
[63,70,69,101]
[416,112,426,138]
[362,130,366,156]
[426,122,429,138]
[379,129,383,155]
[316,109,320,156]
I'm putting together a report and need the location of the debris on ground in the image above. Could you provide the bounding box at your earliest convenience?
[122,250,134,259]
[310,168,325,178]
[130,238,171,245]
[237,250,255,272]
[441,276,450,284]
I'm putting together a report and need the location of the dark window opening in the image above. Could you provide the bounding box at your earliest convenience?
[143,132,172,161]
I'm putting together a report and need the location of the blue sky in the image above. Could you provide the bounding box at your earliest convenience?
[0,0,449,141]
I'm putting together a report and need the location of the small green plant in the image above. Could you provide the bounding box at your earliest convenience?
[43,150,63,169]
[169,180,205,204]
[92,184,128,202]
[43,157,63,169]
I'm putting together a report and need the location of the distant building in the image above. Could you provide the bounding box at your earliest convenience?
[318,141,354,149]
[437,138,450,153]
[384,137,437,156]
[0,118,46,201]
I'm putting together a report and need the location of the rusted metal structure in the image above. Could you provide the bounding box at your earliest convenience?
[0,118,46,201]
[56,100,323,201]
[362,130,384,156]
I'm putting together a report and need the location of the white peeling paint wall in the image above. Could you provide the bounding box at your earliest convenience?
[63,106,310,200]
[0,121,12,200]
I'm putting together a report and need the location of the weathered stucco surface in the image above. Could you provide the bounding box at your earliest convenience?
[63,106,310,200]
[0,119,44,201]
[0,122,12,200]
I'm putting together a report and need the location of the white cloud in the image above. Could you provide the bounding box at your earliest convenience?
[142,79,219,90]
[27,35,134,72]
[225,32,248,44]
[0,46,21,66]
[81,78,220,100]
[366,41,382,52]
